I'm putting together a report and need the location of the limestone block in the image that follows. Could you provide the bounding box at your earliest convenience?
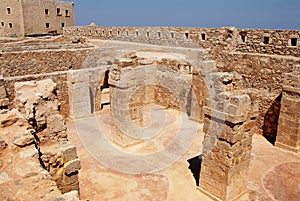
[63,174,79,186]
[47,114,67,134]
[61,190,80,201]
[68,71,90,83]
[61,145,78,163]
[116,58,134,67]
[13,129,35,147]
[19,145,39,159]
[14,160,43,179]
[199,60,217,75]
[64,159,81,176]
[0,115,20,128]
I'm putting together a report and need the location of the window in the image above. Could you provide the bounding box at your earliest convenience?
[290,38,298,47]
[7,8,11,15]
[57,8,61,15]
[185,32,189,39]
[65,10,69,17]
[157,32,161,38]
[171,32,175,39]
[136,31,138,37]
[201,33,206,41]
[146,32,150,38]
[239,32,247,43]
[263,36,270,44]
[46,23,50,28]
[61,23,65,28]
[126,31,129,37]
[109,30,112,36]
[9,23,12,28]
[45,9,49,15]
[241,35,246,43]
[1,22,4,26]
[117,31,120,36]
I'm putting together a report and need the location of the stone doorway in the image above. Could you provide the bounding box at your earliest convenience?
[100,70,110,110]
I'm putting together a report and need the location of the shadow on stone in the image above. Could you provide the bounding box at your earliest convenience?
[187,155,202,186]
[262,93,282,145]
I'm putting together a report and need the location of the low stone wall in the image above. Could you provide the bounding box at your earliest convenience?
[0,49,91,77]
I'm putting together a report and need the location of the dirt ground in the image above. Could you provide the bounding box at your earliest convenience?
[67,106,300,201]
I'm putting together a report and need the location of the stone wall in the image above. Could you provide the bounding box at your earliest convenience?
[64,26,300,57]
[236,29,300,56]
[216,52,300,131]
[0,48,91,77]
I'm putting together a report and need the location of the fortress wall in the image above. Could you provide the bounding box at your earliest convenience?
[235,29,300,56]
[64,26,300,57]
[63,26,235,51]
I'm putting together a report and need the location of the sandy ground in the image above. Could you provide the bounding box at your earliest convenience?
[67,106,300,201]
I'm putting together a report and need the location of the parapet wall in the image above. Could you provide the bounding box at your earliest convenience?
[64,26,300,57]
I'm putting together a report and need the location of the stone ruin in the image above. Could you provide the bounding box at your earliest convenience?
[0,78,80,200]
[199,73,258,201]
[276,65,300,153]
[0,26,299,200]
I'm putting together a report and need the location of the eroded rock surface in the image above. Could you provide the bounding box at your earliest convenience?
[0,79,80,200]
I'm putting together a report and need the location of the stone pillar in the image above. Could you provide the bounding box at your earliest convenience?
[275,65,300,153]
[109,64,148,147]
[199,73,257,201]
[68,71,92,119]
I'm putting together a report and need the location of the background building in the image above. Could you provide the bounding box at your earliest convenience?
[0,0,74,37]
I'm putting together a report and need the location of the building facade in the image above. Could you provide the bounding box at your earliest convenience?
[0,0,74,37]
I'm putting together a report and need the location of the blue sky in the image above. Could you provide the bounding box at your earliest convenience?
[66,0,300,30]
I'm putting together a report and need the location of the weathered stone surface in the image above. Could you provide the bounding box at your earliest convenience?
[64,159,81,176]
[61,190,80,201]
[276,67,300,153]
[13,129,35,147]
[19,145,39,159]
[0,172,11,185]
[199,72,256,201]
[61,145,78,163]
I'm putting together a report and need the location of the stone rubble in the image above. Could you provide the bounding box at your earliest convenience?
[0,78,80,200]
